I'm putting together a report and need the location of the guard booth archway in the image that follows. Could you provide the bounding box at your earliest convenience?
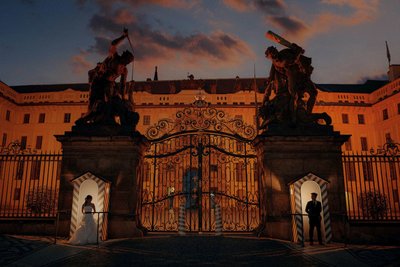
[289,173,332,244]
[138,99,260,232]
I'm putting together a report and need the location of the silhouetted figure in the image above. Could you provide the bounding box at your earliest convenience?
[68,195,97,245]
[305,192,322,245]
[265,44,317,124]
[76,29,139,130]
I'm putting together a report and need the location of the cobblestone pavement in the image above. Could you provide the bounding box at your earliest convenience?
[0,235,52,266]
[2,234,400,267]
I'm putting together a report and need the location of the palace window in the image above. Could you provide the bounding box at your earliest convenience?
[344,138,352,151]
[143,115,151,126]
[38,113,45,123]
[382,109,388,120]
[342,114,349,124]
[64,113,71,123]
[385,133,392,143]
[31,160,41,180]
[16,161,24,180]
[357,114,365,124]
[36,136,43,150]
[23,113,30,124]
[6,110,10,121]
[360,137,368,151]
[362,161,373,181]
[2,133,7,147]
[393,189,399,203]
[389,161,397,180]
[14,188,21,201]
[344,161,356,181]
[21,136,27,149]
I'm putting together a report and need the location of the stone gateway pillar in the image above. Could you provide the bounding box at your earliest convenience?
[252,129,349,242]
[56,132,149,239]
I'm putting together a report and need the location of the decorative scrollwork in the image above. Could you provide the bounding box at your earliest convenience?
[0,140,37,155]
[370,139,400,156]
[146,99,256,140]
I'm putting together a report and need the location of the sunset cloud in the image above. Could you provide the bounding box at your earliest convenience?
[78,0,199,9]
[222,0,306,39]
[222,0,382,41]
[70,53,92,74]
[357,72,387,83]
[293,0,381,41]
[222,0,251,12]
[74,1,254,78]
[88,11,253,62]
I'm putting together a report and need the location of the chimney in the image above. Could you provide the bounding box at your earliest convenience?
[153,66,158,81]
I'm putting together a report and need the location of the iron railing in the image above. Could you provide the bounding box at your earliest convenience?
[342,151,400,221]
[0,152,62,218]
[55,210,109,245]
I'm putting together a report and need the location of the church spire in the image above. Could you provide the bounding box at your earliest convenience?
[153,66,158,81]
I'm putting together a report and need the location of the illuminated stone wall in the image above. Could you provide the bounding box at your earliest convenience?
[0,78,399,152]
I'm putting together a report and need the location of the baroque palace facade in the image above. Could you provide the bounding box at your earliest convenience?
[0,64,400,242]
[1,65,400,153]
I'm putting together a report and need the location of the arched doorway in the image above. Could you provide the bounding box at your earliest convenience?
[138,100,260,232]
[70,172,111,240]
[289,173,332,244]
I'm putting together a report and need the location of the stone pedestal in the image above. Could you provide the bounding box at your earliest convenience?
[56,131,149,239]
[252,127,349,241]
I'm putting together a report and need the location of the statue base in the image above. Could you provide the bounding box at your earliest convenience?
[261,122,334,136]
[253,126,349,242]
[56,126,149,239]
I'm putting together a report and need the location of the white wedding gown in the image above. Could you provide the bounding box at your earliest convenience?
[68,205,98,245]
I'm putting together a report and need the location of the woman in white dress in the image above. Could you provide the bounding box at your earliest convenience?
[68,195,98,245]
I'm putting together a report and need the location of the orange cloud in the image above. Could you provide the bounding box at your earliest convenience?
[114,9,136,24]
[283,0,381,41]
[222,0,381,42]
[92,0,199,9]
[70,54,92,75]
[222,0,251,12]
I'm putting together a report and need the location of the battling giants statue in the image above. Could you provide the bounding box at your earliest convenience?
[75,28,139,133]
[259,31,331,130]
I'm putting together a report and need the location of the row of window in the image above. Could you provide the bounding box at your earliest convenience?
[344,137,369,151]
[4,110,73,124]
[342,114,365,124]
[1,134,43,150]
[383,103,400,120]
[22,113,71,124]
[341,104,400,124]
[344,161,398,183]
[344,133,392,151]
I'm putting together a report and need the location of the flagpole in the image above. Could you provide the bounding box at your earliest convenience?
[253,64,259,133]
[127,34,135,82]
[385,41,391,67]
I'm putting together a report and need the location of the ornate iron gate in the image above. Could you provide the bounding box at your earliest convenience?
[139,100,259,232]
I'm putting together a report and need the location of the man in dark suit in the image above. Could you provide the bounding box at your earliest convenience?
[305,192,322,245]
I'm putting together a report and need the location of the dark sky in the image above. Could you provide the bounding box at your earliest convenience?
[0,0,398,85]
